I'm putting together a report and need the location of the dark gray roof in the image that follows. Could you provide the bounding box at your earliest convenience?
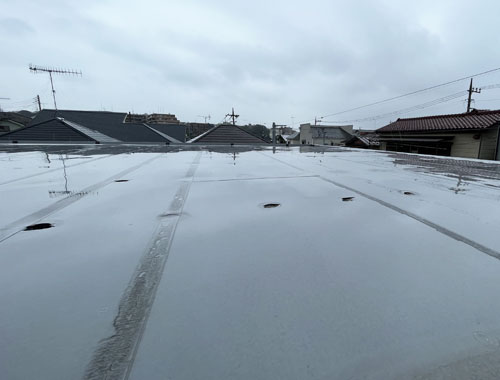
[28,109,185,143]
[0,118,98,143]
[63,119,120,143]
[189,124,269,144]
[146,123,185,142]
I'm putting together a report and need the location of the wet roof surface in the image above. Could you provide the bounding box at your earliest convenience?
[1,144,500,380]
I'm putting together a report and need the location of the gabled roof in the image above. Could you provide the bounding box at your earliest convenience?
[28,109,185,143]
[377,109,500,133]
[0,118,120,143]
[189,124,269,144]
[0,117,119,143]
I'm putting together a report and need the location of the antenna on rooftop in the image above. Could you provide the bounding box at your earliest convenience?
[29,64,82,110]
[225,108,239,126]
[197,114,211,124]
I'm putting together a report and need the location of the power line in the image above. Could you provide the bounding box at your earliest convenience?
[320,66,500,119]
[322,90,468,124]
[293,66,500,126]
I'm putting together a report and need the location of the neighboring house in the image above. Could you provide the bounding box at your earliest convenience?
[0,109,185,144]
[0,112,32,134]
[286,131,301,145]
[189,124,269,144]
[376,109,500,160]
[299,123,354,145]
[345,131,380,149]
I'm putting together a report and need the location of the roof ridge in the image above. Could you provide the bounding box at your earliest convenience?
[41,109,126,115]
[143,123,182,143]
[395,109,500,122]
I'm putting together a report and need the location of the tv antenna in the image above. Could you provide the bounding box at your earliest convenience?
[197,114,211,124]
[29,64,82,110]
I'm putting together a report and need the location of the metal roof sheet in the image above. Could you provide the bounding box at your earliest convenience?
[0,118,96,142]
[29,110,181,143]
[189,124,269,144]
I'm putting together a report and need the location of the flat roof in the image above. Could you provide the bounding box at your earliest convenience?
[1,144,500,379]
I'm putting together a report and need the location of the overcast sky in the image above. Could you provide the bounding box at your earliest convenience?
[1,0,500,129]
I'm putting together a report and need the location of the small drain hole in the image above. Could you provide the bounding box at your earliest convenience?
[342,197,355,202]
[403,191,414,195]
[263,203,281,208]
[24,223,53,231]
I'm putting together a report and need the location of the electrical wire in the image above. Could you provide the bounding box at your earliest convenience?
[321,91,468,124]
[292,66,500,126]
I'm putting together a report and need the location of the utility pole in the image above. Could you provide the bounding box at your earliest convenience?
[272,122,287,146]
[29,64,82,110]
[226,107,239,125]
[36,95,42,111]
[467,78,481,113]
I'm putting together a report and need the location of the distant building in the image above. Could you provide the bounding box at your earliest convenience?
[125,113,180,124]
[286,131,301,145]
[274,126,295,136]
[0,112,32,134]
[0,109,185,144]
[376,109,500,160]
[299,123,353,145]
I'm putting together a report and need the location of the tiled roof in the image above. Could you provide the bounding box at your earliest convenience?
[189,124,269,144]
[377,109,500,133]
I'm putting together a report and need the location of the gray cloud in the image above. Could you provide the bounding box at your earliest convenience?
[1,0,500,128]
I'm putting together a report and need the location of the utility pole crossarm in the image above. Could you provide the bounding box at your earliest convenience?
[467,78,481,113]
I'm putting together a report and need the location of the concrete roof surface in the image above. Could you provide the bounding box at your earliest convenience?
[1,145,500,380]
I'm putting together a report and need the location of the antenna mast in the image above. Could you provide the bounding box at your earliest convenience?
[29,64,82,110]
[225,107,239,126]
